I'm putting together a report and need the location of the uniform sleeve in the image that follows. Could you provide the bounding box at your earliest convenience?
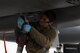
[14,27,19,37]
[14,27,22,37]
[29,27,56,48]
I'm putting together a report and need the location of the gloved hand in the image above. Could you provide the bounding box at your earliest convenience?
[23,23,31,33]
[17,17,24,29]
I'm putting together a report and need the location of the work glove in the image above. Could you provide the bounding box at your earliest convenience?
[17,17,24,29]
[23,23,31,33]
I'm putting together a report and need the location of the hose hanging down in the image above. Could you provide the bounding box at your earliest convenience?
[3,33,7,53]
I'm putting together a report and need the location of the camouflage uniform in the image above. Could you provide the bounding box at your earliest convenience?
[15,22,56,53]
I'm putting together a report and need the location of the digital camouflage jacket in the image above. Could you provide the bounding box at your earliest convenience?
[15,22,56,53]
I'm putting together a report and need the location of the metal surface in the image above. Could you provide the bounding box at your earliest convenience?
[0,0,80,43]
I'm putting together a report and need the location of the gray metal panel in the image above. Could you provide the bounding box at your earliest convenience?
[0,0,74,17]
[59,26,80,43]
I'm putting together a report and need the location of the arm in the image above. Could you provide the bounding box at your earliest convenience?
[29,27,56,48]
[14,27,20,37]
